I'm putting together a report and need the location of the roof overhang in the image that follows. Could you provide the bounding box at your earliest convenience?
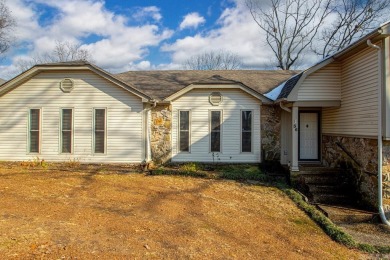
[164,83,272,104]
[0,63,151,102]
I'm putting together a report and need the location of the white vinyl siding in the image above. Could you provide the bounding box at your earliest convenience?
[172,88,261,163]
[297,63,341,101]
[0,70,144,163]
[386,37,390,139]
[322,44,380,137]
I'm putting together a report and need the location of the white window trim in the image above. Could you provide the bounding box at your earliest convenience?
[93,108,107,155]
[178,110,191,153]
[27,108,42,154]
[209,109,223,153]
[240,109,253,153]
[60,108,74,154]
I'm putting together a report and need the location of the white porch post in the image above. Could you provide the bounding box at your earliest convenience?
[291,106,299,171]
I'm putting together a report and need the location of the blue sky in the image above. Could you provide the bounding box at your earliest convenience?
[0,0,298,79]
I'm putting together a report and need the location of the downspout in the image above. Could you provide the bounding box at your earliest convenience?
[367,39,390,226]
[279,99,292,113]
[144,100,157,163]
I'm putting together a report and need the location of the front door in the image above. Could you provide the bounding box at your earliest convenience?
[299,112,319,160]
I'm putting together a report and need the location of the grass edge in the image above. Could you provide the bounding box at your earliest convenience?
[278,185,390,254]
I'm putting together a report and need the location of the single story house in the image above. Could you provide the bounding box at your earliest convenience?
[0,22,389,217]
[0,65,297,164]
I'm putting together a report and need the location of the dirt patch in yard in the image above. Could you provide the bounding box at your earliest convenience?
[0,162,362,259]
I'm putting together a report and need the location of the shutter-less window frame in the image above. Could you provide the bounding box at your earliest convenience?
[94,108,106,154]
[61,108,73,154]
[29,109,40,153]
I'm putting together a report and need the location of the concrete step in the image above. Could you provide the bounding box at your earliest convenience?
[293,166,358,209]
[298,166,341,175]
[311,193,355,205]
[308,184,347,193]
[303,174,347,185]
[317,204,377,224]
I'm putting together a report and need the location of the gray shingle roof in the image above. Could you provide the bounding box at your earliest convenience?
[115,70,298,100]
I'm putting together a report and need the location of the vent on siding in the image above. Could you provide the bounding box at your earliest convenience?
[60,78,74,93]
[209,92,223,106]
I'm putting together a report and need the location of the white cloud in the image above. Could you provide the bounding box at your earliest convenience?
[163,1,275,69]
[161,0,323,70]
[1,0,173,79]
[132,6,162,22]
[6,0,42,48]
[126,60,153,71]
[179,12,205,30]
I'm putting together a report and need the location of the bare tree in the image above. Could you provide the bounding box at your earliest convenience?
[15,41,92,72]
[246,0,332,70]
[316,0,390,58]
[0,0,15,55]
[183,50,242,70]
[52,41,91,62]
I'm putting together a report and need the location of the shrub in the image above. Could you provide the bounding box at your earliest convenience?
[64,158,80,168]
[179,162,200,173]
[219,165,267,181]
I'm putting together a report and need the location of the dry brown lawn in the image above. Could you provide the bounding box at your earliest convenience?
[0,163,363,259]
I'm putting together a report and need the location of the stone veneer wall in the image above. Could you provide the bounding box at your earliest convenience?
[381,140,390,217]
[261,105,281,161]
[322,135,390,215]
[150,104,172,164]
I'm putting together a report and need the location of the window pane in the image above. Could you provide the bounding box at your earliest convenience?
[62,131,72,153]
[95,109,105,131]
[30,109,39,131]
[210,132,220,152]
[62,109,72,130]
[179,111,190,152]
[211,111,221,131]
[94,109,106,153]
[242,132,252,152]
[179,131,189,152]
[242,111,252,131]
[179,111,189,131]
[95,131,105,153]
[61,109,72,153]
[30,131,39,153]
[29,109,40,153]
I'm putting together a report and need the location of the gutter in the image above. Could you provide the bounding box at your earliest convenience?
[367,39,390,226]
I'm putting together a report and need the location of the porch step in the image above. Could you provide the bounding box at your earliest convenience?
[307,184,345,193]
[317,204,377,224]
[311,193,354,205]
[303,173,347,185]
[298,167,341,175]
[293,166,358,208]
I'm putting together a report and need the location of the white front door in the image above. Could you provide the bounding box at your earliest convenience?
[299,112,319,160]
